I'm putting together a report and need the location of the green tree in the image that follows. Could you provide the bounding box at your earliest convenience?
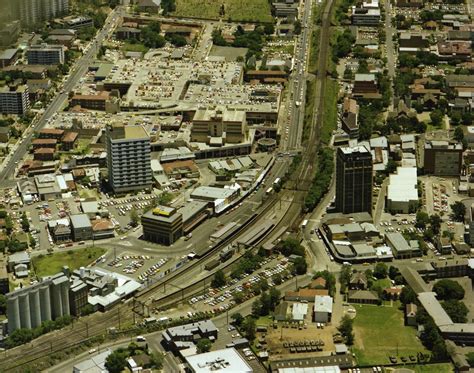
[263,23,275,35]
[451,201,466,222]
[442,300,468,323]
[338,265,351,294]
[196,338,212,353]
[338,315,354,345]
[269,287,281,310]
[233,292,244,304]
[292,257,307,275]
[430,110,444,127]
[400,286,417,305]
[373,263,388,279]
[388,266,400,280]
[433,279,465,300]
[442,230,454,241]
[273,273,282,285]
[130,207,139,227]
[21,212,30,232]
[242,317,256,340]
[105,348,128,373]
[231,312,244,326]
[293,20,302,35]
[415,211,430,228]
[467,352,474,367]
[385,159,397,174]
[211,270,226,288]
[430,214,442,234]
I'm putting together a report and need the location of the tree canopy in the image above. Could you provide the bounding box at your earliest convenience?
[433,279,465,301]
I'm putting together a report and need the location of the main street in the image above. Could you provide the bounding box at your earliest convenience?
[0,8,123,181]
[283,0,314,151]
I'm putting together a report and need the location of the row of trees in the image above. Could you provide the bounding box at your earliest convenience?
[105,343,163,373]
[304,148,334,212]
[5,315,73,348]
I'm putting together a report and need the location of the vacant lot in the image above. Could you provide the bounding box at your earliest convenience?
[172,0,273,22]
[32,247,106,277]
[209,46,248,61]
[352,304,430,365]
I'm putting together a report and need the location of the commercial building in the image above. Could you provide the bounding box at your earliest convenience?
[335,146,373,214]
[190,185,241,214]
[0,85,30,115]
[341,98,359,139]
[27,44,65,65]
[70,214,92,241]
[351,7,381,25]
[191,107,247,144]
[71,92,110,111]
[385,232,421,259]
[386,167,418,214]
[106,123,152,193]
[142,206,183,245]
[163,320,218,353]
[185,348,252,373]
[314,295,333,323]
[6,272,70,332]
[424,140,463,176]
[0,49,19,68]
[64,16,93,29]
[73,349,111,373]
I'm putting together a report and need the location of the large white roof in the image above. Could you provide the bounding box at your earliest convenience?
[387,167,418,203]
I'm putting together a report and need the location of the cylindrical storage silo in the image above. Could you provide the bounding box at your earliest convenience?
[61,281,70,316]
[39,283,51,321]
[6,295,20,332]
[18,292,31,330]
[29,288,41,328]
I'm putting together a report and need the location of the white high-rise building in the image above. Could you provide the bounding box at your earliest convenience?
[106,123,152,194]
[14,0,69,27]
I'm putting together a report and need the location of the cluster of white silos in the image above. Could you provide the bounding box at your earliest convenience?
[6,273,70,332]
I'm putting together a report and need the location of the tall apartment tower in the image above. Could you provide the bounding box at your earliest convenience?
[335,145,373,214]
[11,0,69,27]
[6,273,70,332]
[0,85,30,115]
[106,123,152,194]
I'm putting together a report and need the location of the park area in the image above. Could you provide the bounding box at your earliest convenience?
[352,303,430,365]
[172,0,273,22]
[32,247,106,277]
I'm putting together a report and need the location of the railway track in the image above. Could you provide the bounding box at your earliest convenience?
[0,1,337,370]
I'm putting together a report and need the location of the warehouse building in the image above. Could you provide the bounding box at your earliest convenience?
[386,167,418,214]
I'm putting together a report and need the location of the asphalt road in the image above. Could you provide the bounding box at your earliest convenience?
[286,0,314,151]
[0,8,123,181]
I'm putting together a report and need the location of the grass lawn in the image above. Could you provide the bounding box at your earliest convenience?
[407,363,454,373]
[172,0,273,22]
[32,247,106,277]
[321,78,338,145]
[371,277,391,289]
[352,304,430,365]
[256,315,273,327]
[122,42,149,53]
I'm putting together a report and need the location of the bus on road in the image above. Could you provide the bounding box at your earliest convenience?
[301,219,308,229]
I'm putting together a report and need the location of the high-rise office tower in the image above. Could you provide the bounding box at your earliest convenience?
[335,145,373,214]
[106,123,152,194]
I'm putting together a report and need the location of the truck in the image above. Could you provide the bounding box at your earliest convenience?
[265,187,273,195]
[273,178,281,186]
[301,219,308,229]
[204,259,220,271]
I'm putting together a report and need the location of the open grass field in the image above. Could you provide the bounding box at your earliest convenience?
[32,247,106,277]
[321,78,338,145]
[122,42,149,53]
[407,363,454,373]
[352,304,430,365]
[172,0,273,22]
